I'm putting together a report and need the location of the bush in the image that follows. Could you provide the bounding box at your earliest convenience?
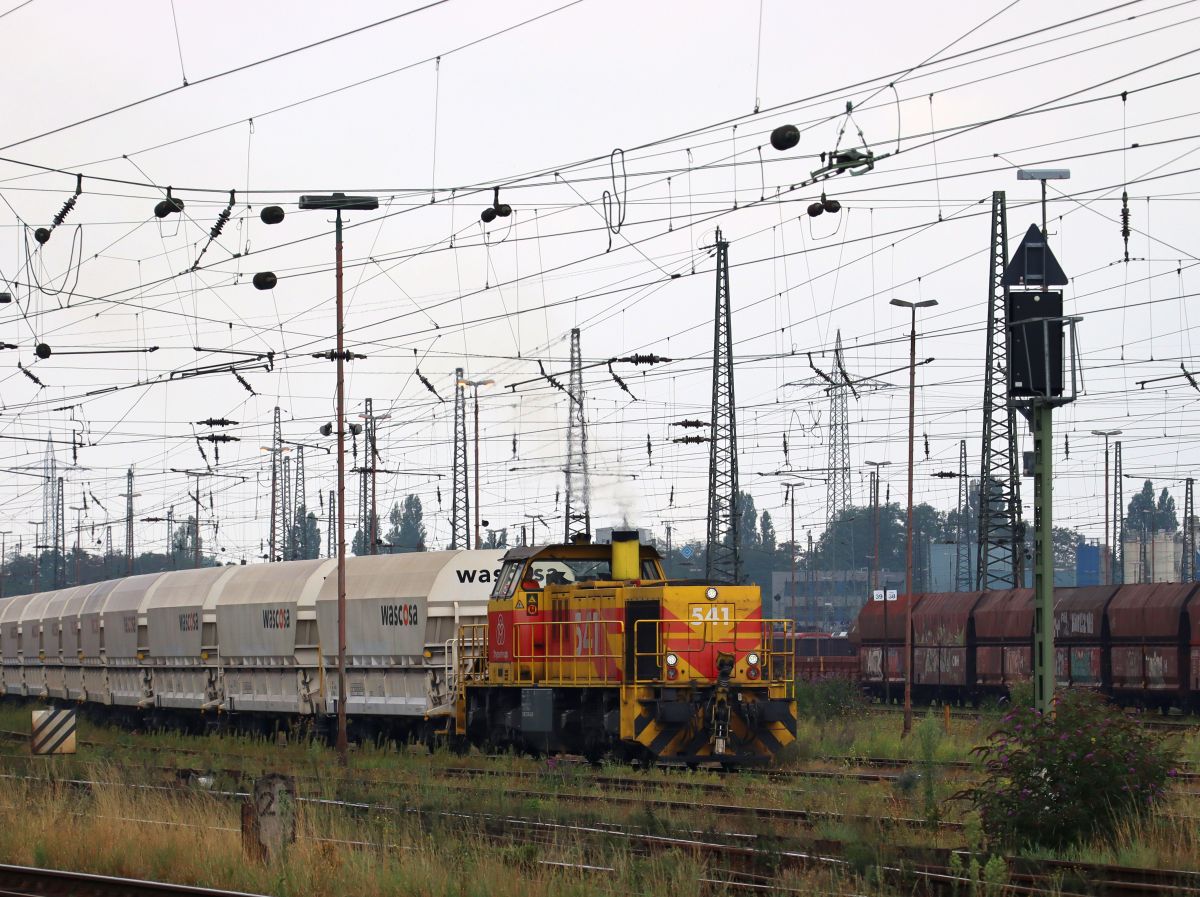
[793,678,866,722]
[962,690,1176,850]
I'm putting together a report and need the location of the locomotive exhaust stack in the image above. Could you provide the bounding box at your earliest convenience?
[610,529,641,580]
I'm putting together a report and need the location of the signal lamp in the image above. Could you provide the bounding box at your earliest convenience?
[747,652,759,666]
[666,667,678,680]
[747,666,760,680]
[770,124,800,152]
[259,205,285,225]
[252,272,277,291]
[665,653,678,667]
[705,587,718,600]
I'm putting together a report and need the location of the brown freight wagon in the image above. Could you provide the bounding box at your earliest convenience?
[1188,588,1200,710]
[1053,585,1119,689]
[972,589,1035,697]
[852,592,914,702]
[1107,583,1198,707]
[912,592,983,702]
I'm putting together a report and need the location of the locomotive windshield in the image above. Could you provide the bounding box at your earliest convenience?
[526,557,659,587]
[490,560,523,599]
[490,554,662,599]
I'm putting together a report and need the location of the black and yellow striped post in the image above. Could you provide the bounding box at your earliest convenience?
[31,708,76,755]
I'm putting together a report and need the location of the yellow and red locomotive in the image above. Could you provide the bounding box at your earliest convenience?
[453,530,796,764]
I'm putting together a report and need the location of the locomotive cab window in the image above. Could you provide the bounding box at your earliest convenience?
[490,560,523,600]
[527,557,661,585]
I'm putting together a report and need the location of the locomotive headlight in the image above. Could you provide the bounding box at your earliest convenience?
[747,652,760,666]
[665,653,678,667]
[705,587,719,600]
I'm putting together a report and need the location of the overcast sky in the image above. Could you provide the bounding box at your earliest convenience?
[0,0,1197,563]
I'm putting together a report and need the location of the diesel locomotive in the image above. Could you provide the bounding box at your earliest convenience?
[450,531,797,763]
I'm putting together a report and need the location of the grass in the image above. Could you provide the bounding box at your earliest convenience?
[0,698,1197,895]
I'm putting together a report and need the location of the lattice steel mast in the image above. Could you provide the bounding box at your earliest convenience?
[1184,477,1196,582]
[326,489,336,559]
[281,454,292,561]
[956,439,972,590]
[294,446,307,558]
[977,191,1023,588]
[826,332,851,528]
[1111,441,1123,583]
[359,397,378,555]
[564,327,591,542]
[124,466,135,575]
[451,368,469,549]
[269,406,282,562]
[54,476,64,589]
[705,228,740,584]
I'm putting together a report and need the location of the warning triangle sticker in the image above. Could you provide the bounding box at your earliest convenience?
[514,599,524,609]
[1002,223,1068,287]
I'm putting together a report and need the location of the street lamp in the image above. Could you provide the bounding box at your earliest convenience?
[457,376,494,549]
[289,192,379,766]
[1016,168,1070,257]
[889,297,938,737]
[865,460,892,704]
[1091,429,1122,585]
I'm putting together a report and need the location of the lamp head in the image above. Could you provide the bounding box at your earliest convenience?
[1017,168,1070,181]
[298,192,379,211]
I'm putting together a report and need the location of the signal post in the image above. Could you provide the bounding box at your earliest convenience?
[1006,169,1081,714]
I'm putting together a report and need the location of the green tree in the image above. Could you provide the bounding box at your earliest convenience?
[760,511,776,554]
[737,491,760,549]
[351,510,379,556]
[289,506,321,559]
[173,516,199,560]
[386,495,426,553]
[1156,487,1179,532]
[1124,480,1178,534]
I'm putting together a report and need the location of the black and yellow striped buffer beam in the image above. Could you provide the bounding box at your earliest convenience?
[31,708,77,755]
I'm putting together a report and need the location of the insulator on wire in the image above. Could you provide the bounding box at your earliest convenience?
[1120,190,1131,263]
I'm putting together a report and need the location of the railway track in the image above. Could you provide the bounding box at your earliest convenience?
[4,762,1198,896]
[0,863,267,897]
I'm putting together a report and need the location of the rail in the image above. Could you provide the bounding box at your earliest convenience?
[0,863,267,897]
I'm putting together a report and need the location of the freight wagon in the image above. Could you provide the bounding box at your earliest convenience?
[851,582,1200,710]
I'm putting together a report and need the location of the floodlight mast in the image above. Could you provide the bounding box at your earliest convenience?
[888,298,938,737]
[296,191,379,766]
